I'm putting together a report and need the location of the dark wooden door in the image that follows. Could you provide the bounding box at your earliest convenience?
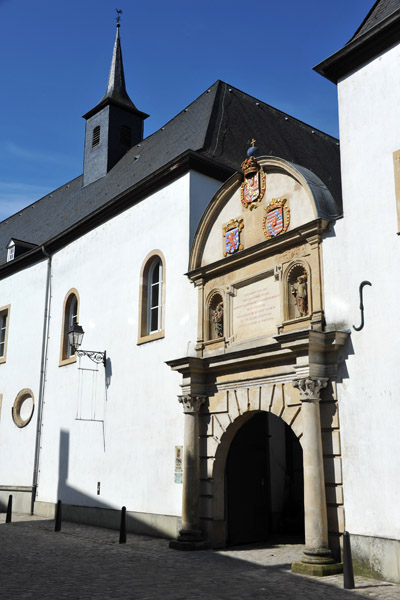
[226,413,270,545]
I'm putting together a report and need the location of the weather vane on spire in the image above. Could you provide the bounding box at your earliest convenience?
[116,9,122,26]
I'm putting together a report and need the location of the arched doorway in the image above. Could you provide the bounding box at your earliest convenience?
[225,411,304,546]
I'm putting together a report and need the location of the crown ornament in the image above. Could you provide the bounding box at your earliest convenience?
[241,156,259,177]
[240,139,266,210]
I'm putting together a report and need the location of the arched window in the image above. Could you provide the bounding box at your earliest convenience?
[60,289,80,364]
[148,259,162,333]
[0,305,10,363]
[92,126,100,148]
[138,252,165,344]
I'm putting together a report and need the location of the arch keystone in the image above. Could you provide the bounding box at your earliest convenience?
[260,384,274,411]
[247,387,261,411]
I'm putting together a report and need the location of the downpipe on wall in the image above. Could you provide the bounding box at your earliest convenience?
[31,246,52,514]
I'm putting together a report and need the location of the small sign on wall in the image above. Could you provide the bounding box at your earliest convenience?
[175,445,183,483]
[393,150,400,233]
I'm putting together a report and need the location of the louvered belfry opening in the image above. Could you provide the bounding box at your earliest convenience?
[120,125,132,147]
[92,126,100,148]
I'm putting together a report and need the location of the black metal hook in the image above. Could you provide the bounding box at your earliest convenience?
[353,280,372,331]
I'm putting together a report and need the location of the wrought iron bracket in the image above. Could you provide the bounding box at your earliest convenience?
[353,281,372,331]
[77,349,106,367]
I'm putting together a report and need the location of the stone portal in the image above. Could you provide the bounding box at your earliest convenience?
[226,412,304,546]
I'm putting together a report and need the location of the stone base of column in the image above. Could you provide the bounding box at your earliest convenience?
[292,547,343,576]
[302,547,336,564]
[291,561,343,576]
[169,529,209,551]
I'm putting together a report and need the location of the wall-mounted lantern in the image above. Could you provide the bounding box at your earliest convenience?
[68,323,106,367]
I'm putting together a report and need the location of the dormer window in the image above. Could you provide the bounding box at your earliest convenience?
[92,126,101,148]
[6,238,37,262]
[7,244,15,262]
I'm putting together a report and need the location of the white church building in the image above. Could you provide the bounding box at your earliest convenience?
[1,0,399,582]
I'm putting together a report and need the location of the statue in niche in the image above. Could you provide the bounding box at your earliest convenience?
[211,301,224,337]
[291,275,308,317]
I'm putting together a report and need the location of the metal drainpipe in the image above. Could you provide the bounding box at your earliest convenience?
[31,246,52,514]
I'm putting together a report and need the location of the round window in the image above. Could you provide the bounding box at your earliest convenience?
[12,389,35,428]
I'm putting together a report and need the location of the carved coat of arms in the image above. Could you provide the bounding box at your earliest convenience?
[262,198,290,239]
[240,156,266,210]
[223,218,244,256]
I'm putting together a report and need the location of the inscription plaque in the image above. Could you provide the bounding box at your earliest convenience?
[174,445,183,484]
[232,276,280,341]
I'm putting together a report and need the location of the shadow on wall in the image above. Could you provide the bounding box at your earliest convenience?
[56,429,178,539]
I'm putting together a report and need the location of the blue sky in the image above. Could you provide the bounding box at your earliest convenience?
[0,0,376,221]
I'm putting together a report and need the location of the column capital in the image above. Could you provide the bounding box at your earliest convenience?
[178,395,207,414]
[293,378,328,401]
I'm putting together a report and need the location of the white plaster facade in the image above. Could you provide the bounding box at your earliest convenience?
[3,2,400,583]
[322,37,400,582]
[0,262,48,489]
[0,172,220,535]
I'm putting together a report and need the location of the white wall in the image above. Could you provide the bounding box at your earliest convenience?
[323,42,400,540]
[189,171,222,248]
[35,171,219,517]
[0,261,48,485]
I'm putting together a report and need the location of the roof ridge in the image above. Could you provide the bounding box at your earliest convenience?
[350,0,380,40]
[202,81,226,154]
[117,80,222,156]
[153,80,221,133]
[209,81,339,144]
[349,0,400,43]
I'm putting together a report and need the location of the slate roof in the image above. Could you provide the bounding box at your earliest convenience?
[351,0,400,41]
[315,0,400,83]
[0,81,341,269]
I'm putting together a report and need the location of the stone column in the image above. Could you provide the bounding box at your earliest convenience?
[169,394,208,550]
[292,378,342,576]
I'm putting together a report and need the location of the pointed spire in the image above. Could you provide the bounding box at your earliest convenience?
[101,24,137,111]
[82,20,148,185]
[83,24,148,120]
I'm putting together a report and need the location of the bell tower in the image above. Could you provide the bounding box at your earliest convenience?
[82,22,148,186]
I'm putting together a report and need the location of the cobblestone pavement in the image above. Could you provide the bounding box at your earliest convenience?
[0,514,399,599]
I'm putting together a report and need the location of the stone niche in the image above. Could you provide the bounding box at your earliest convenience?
[208,291,224,340]
[284,260,311,322]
